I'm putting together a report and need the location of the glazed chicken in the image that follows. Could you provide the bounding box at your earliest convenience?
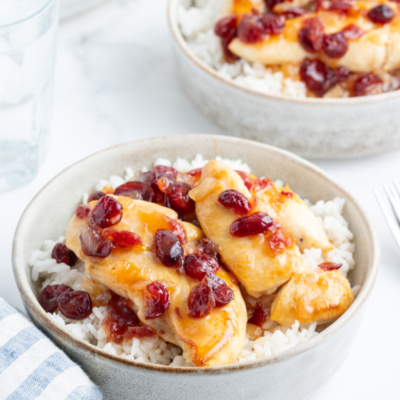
[270,270,354,326]
[189,160,353,326]
[250,179,333,252]
[227,0,400,72]
[189,160,308,298]
[66,196,247,366]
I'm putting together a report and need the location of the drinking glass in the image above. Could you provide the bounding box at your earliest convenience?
[0,0,58,192]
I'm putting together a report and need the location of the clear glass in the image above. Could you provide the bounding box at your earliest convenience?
[0,0,58,192]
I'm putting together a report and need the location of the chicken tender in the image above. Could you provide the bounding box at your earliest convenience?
[189,161,308,298]
[270,270,354,326]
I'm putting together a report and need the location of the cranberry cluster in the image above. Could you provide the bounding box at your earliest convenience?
[300,58,349,97]
[299,17,351,58]
[214,11,285,62]
[51,243,77,266]
[217,182,294,255]
[153,228,234,318]
[38,284,92,320]
[188,274,235,318]
[78,195,142,258]
[85,166,196,222]
[103,293,155,343]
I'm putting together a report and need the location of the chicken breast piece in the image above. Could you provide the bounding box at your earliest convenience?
[228,2,400,72]
[66,196,247,367]
[254,182,333,252]
[189,161,308,298]
[270,270,354,326]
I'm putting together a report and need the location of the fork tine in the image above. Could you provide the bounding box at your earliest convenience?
[374,188,400,249]
[384,183,400,223]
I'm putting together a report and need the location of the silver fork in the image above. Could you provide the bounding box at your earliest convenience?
[375,180,400,248]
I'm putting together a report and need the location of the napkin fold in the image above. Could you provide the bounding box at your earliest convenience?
[0,298,103,400]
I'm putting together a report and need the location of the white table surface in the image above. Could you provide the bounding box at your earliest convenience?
[1,1,400,398]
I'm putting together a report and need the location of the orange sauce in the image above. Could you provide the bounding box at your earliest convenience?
[231,0,263,15]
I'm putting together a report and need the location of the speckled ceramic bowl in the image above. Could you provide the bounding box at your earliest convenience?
[13,135,379,400]
[168,0,400,159]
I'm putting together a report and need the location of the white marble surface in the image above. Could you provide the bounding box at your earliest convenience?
[1,0,400,398]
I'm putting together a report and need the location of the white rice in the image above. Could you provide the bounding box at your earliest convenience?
[30,155,355,366]
[177,0,308,98]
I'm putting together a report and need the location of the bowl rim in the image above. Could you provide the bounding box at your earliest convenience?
[13,134,380,374]
[167,0,400,106]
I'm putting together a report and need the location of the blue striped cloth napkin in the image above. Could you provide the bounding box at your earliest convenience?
[0,298,103,400]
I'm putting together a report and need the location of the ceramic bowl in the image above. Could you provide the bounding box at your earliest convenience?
[167,0,400,159]
[13,135,379,400]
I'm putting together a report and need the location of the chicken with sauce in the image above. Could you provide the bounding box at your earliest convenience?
[65,195,247,367]
[38,160,355,367]
[190,160,353,325]
[215,0,400,96]
[189,160,308,297]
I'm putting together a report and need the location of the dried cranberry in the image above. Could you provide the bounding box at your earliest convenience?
[215,14,238,41]
[108,295,140,326]
[155,229,183,267]
[335,66,350,82]
[259,13,285,34]
[89,196,123,228]
[114,181,154,202]
[298,17,324,53]
[341,24,364,40]
[76,205,91,219]
[353,73,383,96]
[248,303,267,327]
[145,282,170,319]
[103,316,126,343]
[134,171,152,186]
[51,243,77,266]
[230,212,274,237]
[166,217,187,244]
[184,253,220,281]
[58,290,92,320]
[196,238,220,257]
[151,165,178,188]
[159,181,195,215]
[38,284,73,313]
[221,47,239,64]
[328,0,353,13]
[318,262,342,271]
[322,32,348,58]
[205,275,234,307]
[218,189,251,216]
[102,228,142,248]
[264,0,284,10]
[368,4,394,24]
[80,225,113,258]
[186,168,203,180]
[124,326,155,340]
[282,8,306,18]
[88,191,106,203]
[300,58,338,97]
[236,170,253,190]
[313,0,324,11]
[188,283,215,318]
[237,15,265,43]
